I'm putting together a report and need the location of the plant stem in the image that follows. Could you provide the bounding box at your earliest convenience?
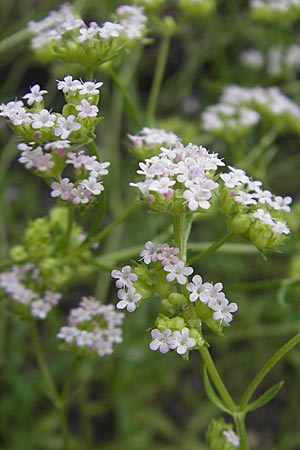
[234,412,250,450]
[188,232,234,265]
[173,213,193,260]
[30,321,70,450]
[240,333,300,410]
[199,346,236,412]
[146,32,171,124]
[0,28,30,53]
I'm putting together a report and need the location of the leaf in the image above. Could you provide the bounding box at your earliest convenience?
[245,381,284,413]
[203,366,230,413]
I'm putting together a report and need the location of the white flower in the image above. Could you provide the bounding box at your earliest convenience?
[57,326,79,343]
[210,296,238,324]
[220,167,249,188]
[223,430,240,448]
[272,221,290,235]
[234,191,257,206]
[149,329,175,353]
[271,195,292,212]
[31,299,52,319]
[71,185,91,204]
[252,208,274,225]
[75,99,99,119]
[23,84,47,105]
[186,275,212,302]
[31,109,56,128]
[140,241,159,264]
[57,76,81,93]
[99,21,124,39]
[183,183,214,211]
[80,177,104,195]
[163,261,193,285]
[54,115,81,139]
[78,23,99,42]
[116,287,141,312]
[78,81,103,96]
[171,327,196,354]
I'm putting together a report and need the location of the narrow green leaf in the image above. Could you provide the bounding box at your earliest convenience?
[203,366,230,413]
[245,381,284,413]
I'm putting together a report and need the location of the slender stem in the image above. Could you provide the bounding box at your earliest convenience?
[86,68,95,80]
[30,321,69,450]
[240,333,300,410]
[146,32,171,124]
[0,28,30,53]
[173,214,193,261]
[188,232,234,265]
[108,69,142,128]
[234,413,250,450]
[199,346,236,412]
[239,128,277,170]
[87,140,100,158]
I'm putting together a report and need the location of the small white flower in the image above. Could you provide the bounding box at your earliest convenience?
[234,191,257,206]
[54,115,81,139]
[23,84,47,105]
[79,81,103,96]
[171,327,196,354]
[186,275,212,303]
[223,429,240,448]
[164,261,193,285]
[252,208,274,226]
[117,287,141,312]
[80,177,104,195]
[57,76,81,93]
[31,109,56,128]
[140,241,159,264]
[99,21,124,39]
[75,99,99,119]
[272,221,290,235]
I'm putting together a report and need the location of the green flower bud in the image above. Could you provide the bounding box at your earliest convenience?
[179,0,215,17]
[230,214,251,235]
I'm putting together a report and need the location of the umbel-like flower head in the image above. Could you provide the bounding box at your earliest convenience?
[27,4,147,68]
[219,166,292,251]
[57,296,124,357]
[111,241,238,358]
[130,141,224,214]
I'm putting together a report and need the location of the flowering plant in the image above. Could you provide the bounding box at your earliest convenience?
[1,1,299,449]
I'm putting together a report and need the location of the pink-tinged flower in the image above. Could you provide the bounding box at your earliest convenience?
[210,297,238,324]
[99,21,124,39]
[163,261,193,285]
[111,265,137,288]
[149,329,175,353]
[272,221,290,235]
[186,275,212,303]
[51,178,74,200]
[23,84,47,105]
[71,185,91,205]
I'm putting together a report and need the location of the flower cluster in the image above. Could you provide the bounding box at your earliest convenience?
[206,418,240,449]
[27,4,147,67]
[220,85,300,132]
[57,296,124,357]
[0,264,61,319]
[187,275,238,324]
[50,150,110,206]
[130,141,224,214]
[201,103,260,138]
[219,166,292,250]
[128,127,180,159]
[0,77,102,146]
[250,0,300,22]
[201,84,300,136]
[112,241,238,357]
[240,45,300,77]
[9,207,95,290]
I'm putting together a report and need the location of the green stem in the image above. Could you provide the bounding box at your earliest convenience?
[146,32,171,124]
[188,232,234,265]
[239,128,278,170]
[87,140,100,158]
[234,413,249,450]
[199,346,236,412]
[173,214,193,260]
[86,68,95,80]
[0,28,30,53]
[108,69,142,128]
[240,333,300,410]
[30,321,69,450]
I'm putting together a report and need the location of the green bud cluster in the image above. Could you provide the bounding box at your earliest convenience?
[10,207,94,290]
[179,0,216,17]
